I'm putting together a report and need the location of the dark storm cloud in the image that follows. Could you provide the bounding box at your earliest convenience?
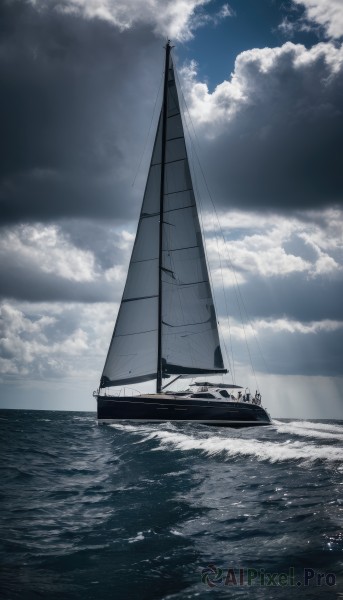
[60,219,133,271]
[223,324,343,377]
[188,42,343,211]
[258,328,343,377]
[2,1,342,225]
[0,259,114,303]
[0,0,162,224]
[262,328,341,377]
[229,272,343,323]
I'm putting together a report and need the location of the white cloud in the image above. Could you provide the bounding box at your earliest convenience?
[0,223,136,289]
[220,316,343,342]
[218,3,234,19]
[32,0,213,41]
[201,209,343,281]
[292,0,343,39]
[178,41,343,213]
[256,318,343,335]
[192,2,235,28]
[0,301,117,381]
[180,57,245,126]
[299,231,341,276]
[0,224,96,282]
[312,253,339,275]
[214,235,310,277]
[278,17,298,37]
[182,41,343,126]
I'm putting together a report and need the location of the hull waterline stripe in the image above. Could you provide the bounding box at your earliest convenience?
[97,419,270,425]
[98,397,265,408]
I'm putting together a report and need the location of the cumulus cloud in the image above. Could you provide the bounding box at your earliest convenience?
[181,41,343,210]
[226,317,343,339]
[203,209,342,282]
[29,0,215,41]
[208,234,311,278]
[2,224,96,282]
[292,0,343,39]
[0,222,132,302]
[200,210,343,339]
[0,301,116,381]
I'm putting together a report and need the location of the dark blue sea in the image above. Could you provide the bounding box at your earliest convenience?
[0,411,342,599]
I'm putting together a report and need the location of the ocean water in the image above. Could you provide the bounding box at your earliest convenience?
[0,411,342,599]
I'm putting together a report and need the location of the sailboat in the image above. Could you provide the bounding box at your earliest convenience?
[95,42,271,427]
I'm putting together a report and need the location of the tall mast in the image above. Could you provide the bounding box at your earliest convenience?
[157,40,171,394]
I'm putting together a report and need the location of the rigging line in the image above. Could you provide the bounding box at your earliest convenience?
[132,69,164,188]
[174,67,203,152]
[161,64,202,377]
[217,234,261,388]
[213,207,236,383]
[216,231,270,379]
[174,68,232,374]
[184,118,230,377]
[217,233,260,388]
[175,72,233,381]
[204,189,259,388]
[198,201,261,381]
[202,171,235,382]
[176,88,254,380]
[175,68,263,389]
[204,211,259,389]
[233,276,271,376]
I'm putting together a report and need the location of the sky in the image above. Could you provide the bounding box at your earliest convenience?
[0,0,342,418]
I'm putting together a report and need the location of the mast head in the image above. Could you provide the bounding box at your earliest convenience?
[164,39,174,52]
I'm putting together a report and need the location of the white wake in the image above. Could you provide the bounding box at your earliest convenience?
[110,423,342,466]
[273,420,343,441]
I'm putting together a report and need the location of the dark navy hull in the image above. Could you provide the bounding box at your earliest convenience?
[97,395,271,427]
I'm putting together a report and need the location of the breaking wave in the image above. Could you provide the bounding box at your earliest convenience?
[273,420,343,441]
[110,422,342,467]
[292,421,343,432]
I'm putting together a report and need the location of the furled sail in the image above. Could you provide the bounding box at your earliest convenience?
[100,52,226,389]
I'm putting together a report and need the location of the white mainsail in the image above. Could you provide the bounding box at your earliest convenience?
[101,52,226,389]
